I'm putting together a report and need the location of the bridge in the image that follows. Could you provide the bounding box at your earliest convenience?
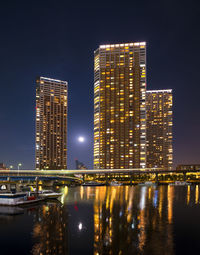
[0,168,200,184]
[0,170,83,185]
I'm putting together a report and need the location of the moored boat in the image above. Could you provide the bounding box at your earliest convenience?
[0,182,45,206]
[138,181,157,187]
[20,185,62,200]
[82,181,105,186]
[109,181,122,186]
[169,181,191,186]
[38,190,62,199]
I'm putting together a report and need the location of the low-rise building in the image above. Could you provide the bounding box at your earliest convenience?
[176,164,200,171]
[0,163,8,170]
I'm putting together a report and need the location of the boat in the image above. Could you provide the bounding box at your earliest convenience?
[138,181,156,187]
[82,181,105,186]
[144,181,156,185]
[20,185,62,200]
[38,190,62,199]
[109,181,122,186]
[170,181,191,186]
[0,182,45,206]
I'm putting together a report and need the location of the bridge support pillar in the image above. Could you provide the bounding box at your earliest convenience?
[82,174,85,183]
[155,173,158,183]
[105,174,109,185]
[183,172,187,181]
[35,177,39,197]
[130,174,133,185]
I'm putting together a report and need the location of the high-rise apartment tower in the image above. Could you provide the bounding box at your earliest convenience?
[35,77,68,170]
[146,90,173,170]
[94,42,146,169]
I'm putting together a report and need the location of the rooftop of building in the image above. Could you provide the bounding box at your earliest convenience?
[99,42,146,49]
[146,89,172,93]
[38,76,68,85]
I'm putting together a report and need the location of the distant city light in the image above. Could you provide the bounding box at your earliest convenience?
[78,136,85,143]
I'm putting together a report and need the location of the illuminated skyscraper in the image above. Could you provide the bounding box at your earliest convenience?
[35,77,68,170]
[146,90,173,170]
[94,42,146,169]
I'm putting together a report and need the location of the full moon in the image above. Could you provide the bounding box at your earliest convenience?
[78,136,85,142]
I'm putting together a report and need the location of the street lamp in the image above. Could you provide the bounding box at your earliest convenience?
[18,163,22,170]
[9,165,13,171]
[18,163,22,176]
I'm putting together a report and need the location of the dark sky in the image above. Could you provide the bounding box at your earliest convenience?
[0,0,199,169]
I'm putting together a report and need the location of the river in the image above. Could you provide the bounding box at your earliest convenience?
[0,184,199,255]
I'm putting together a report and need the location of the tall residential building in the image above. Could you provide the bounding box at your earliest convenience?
[35,77,68,170]
[94,42,146,169]
[146,90,173,170]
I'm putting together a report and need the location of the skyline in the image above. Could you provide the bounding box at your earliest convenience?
[0,1,199,169]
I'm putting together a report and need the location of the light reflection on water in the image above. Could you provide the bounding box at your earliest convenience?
[0,184,200,255]
[67,185,175,255]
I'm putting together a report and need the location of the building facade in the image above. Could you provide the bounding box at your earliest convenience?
[94,42,146,169]
[146,90,173,170]
[0,163,8,170]
[35,77,68,170]
[176,164,200,171]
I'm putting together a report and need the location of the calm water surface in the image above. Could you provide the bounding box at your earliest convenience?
[0,185,200,255]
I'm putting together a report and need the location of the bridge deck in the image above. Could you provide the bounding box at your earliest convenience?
[0,169,199,175]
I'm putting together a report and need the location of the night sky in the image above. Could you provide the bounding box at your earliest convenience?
[0,0,199,169]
